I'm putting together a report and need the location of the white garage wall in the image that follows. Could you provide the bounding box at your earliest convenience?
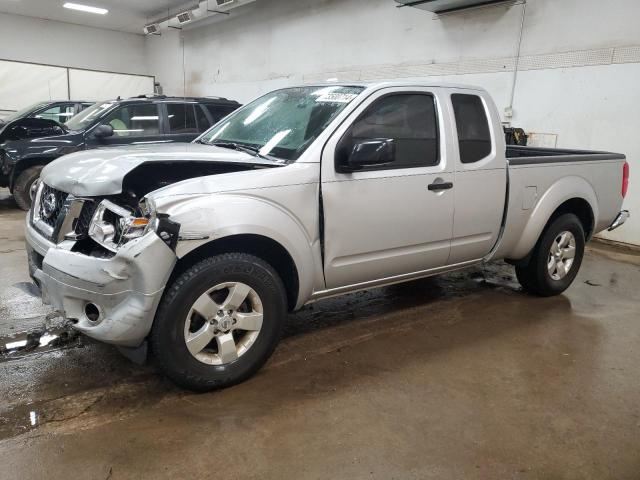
[0,12,154,116]
[0,12,147,75]
[0,60,68,111]
[0,62,155,114]
[69,70,155,101]
[145,0,640,245]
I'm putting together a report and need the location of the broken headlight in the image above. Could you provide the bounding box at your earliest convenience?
[88,199,156,252]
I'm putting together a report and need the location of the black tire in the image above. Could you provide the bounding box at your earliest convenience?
[516,213,585,296]
[13,166,43,211]
[151,252,287,392]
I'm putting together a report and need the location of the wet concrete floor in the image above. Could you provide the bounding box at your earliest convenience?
[0,188,639,479]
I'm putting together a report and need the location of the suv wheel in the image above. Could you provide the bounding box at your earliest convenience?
[151,252,287,391]
[13,166,43,210]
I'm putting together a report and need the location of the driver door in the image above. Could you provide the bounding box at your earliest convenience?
[321,88,454,289]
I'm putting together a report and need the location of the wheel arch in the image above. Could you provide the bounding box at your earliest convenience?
[9,156,53,190]
[170,234,302,312]
[508,176,597,261]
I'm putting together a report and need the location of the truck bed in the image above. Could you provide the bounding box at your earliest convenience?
[506,146,625,165]
[495,145,627,262]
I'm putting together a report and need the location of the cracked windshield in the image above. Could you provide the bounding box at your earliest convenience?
[199,85,364,161]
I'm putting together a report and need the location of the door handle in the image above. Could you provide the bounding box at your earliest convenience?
[428,181,453,191]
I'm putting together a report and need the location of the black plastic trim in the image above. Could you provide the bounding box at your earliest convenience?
[507,146,625,166]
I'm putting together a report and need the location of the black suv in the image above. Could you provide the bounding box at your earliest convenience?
[1,95,240,209]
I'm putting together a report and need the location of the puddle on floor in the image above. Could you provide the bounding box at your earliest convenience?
[0,321,81,362]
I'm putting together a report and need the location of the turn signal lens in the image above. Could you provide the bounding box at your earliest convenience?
[130,218,150,227]
[622,161,629,198]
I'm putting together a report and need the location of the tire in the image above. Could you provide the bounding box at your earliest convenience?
[13,166,43,211]
[151,252,287,392]
[516,213,585,297]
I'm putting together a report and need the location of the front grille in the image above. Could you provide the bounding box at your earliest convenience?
[38,184,68,230]
[33,183,101,243]
[75,201,98,238]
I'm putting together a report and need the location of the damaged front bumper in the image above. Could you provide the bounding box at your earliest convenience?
[26,218,177,348]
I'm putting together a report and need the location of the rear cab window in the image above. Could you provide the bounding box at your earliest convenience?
[451,93,492,163]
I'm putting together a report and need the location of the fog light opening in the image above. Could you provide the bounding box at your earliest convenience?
[85,303,101,323]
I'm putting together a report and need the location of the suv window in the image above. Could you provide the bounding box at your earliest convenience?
[451,94,492,164]
[35,104,75,124]
[103,104,160,137]
[340,93,439,170]
[203,104,236,124]
[195,105,211,132]
[167,103,198,134]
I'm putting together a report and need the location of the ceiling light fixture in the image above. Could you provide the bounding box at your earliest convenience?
[63,2,109,15]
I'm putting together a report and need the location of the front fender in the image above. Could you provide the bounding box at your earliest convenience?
[154,190,322,308]
[510,175,598,260]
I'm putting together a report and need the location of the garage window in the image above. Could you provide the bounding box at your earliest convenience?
[167,104,198,134]
[451,94,492,163]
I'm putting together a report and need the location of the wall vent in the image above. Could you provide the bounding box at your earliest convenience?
[216,0,235,6]
[143,23,160,35]
[176,10,194,24]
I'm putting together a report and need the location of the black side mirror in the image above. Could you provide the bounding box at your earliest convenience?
[347,138,395,170]
[92,124,114,139]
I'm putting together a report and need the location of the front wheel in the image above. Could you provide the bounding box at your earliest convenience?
[516,213,585,296]
[151,253,287,391]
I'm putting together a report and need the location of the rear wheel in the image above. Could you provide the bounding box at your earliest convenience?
[516,213,585,296]
[13,166,43,210]
[151,252,287,391]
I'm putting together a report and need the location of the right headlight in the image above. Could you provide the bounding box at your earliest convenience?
[88,199,155,252]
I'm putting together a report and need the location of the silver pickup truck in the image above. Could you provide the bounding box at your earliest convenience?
[25,82,630,390]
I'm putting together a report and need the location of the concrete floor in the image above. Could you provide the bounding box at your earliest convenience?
[0,188,639,479]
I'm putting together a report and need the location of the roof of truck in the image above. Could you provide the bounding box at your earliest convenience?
[313,81,486,91]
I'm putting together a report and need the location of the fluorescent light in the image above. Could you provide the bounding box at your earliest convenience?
[63,3,108,15]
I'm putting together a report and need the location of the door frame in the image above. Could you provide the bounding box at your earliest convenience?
[446,87,507,264]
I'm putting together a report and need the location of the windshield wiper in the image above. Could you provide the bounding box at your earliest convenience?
[210,141,280,162]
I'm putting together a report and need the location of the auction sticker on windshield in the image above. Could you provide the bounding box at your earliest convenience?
[316,93,359,103]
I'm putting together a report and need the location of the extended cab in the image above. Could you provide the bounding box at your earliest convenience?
[25,83,630,391]
[2,95,240,209]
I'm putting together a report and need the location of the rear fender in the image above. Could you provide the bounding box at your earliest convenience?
[509,176,597,260]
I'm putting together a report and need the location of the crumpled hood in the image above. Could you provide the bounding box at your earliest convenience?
[40,143,277,196]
